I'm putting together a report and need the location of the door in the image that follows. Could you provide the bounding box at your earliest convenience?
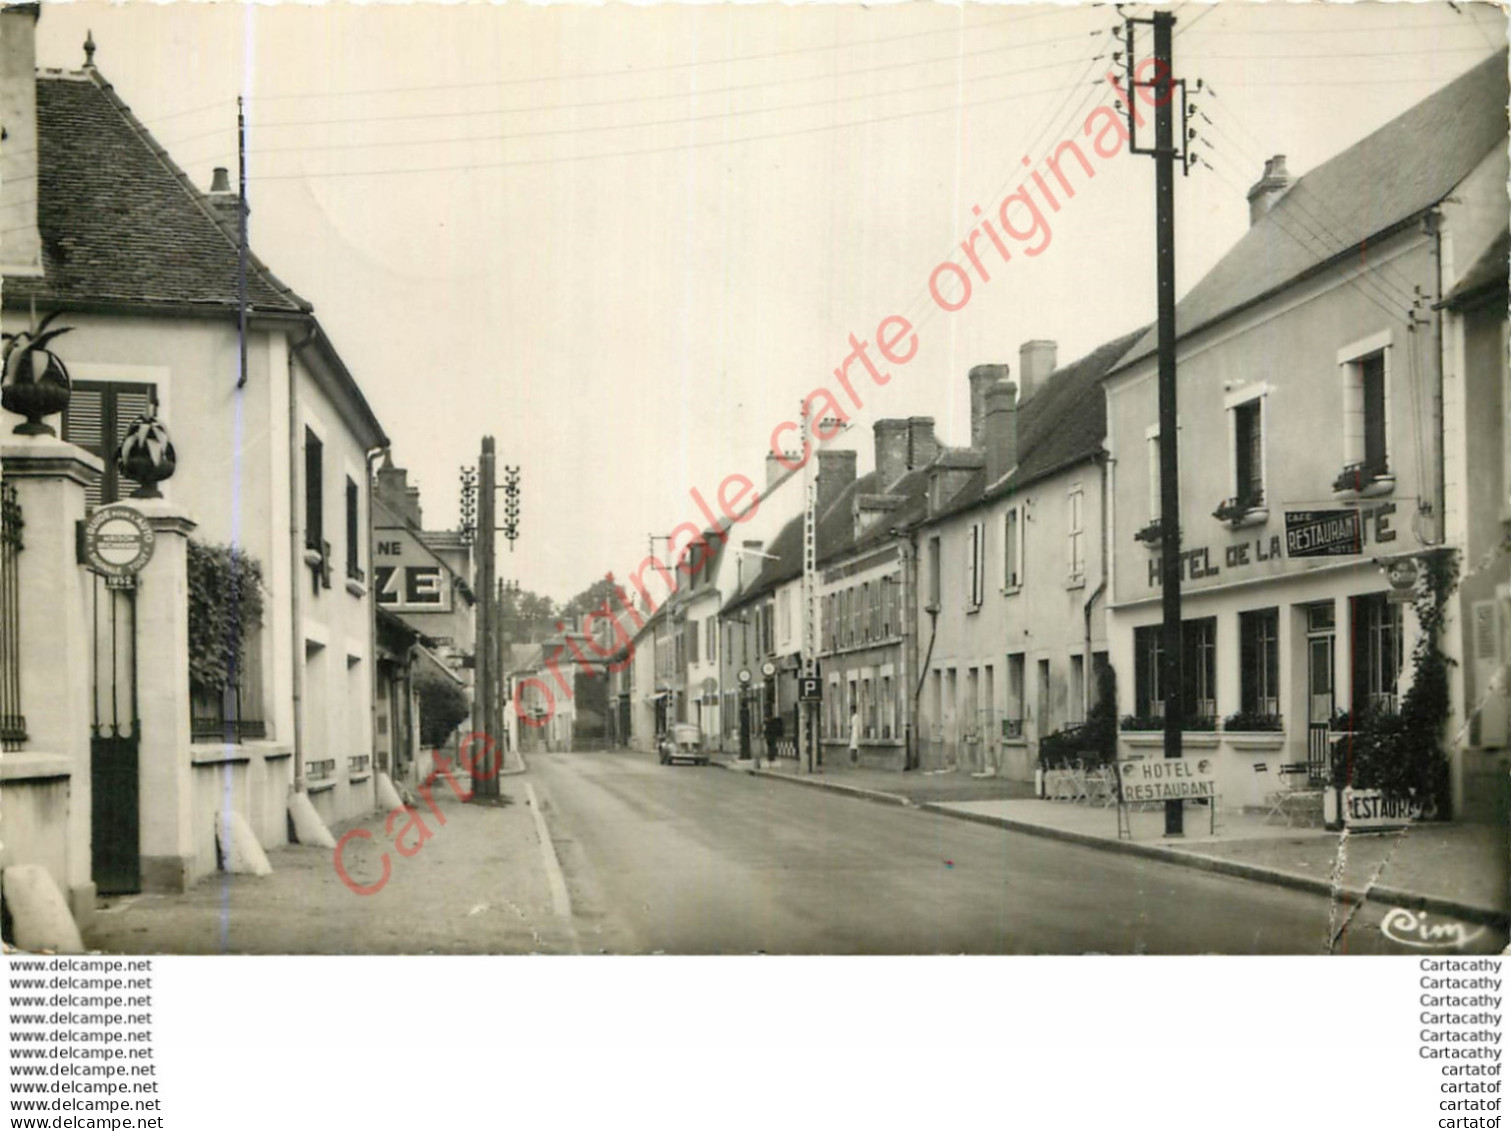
[91,577,140,895]
[1307,631,1335,784]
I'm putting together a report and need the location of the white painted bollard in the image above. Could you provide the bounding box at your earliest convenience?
[376,772,404,812]
[2,865,84,954]
[216,810,272,876]
[287,791,335,848]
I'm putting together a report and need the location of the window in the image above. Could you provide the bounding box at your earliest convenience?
[1004,507,1022,590]
[1352,593,1403,713]
[868,580,881,641]
[61,381,156,507]
[1240,608,1280,716]
[927,537,942,610]
[880,675,895,740]
[1181,617,1217,724]
[1067,486,1085,582]
[1134,625,1166,720]
[862,676,875,739]
[1340,340,1391,476]
[861,582,872,642]
[686,619,699,666]
[1232,398,1265,506]
[1069,654,1086,725]
[345,476,363,583]
[706,618,717,663]
[1134,619,1217,724]
[966,521,985,608]
[1004,653,1026,737]
[304,428,324,553]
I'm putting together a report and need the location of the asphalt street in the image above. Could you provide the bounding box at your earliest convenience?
[530,748,1506,956]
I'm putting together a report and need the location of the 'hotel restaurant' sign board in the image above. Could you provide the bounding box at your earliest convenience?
[1116,756,1217,803]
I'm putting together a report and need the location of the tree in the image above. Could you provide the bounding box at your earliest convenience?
[416,667,471,748]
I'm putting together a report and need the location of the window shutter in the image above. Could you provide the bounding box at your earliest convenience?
[62,384,106,509]
[61,381,156,508]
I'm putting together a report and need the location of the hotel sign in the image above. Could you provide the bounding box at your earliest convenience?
[1116,756,1217,803]
[1285,510,1363,558]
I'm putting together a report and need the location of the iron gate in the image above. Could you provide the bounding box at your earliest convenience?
[91,575,140,894]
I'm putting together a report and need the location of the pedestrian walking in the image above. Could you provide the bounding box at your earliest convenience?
[848,706,861,767]
[764,712,783,764]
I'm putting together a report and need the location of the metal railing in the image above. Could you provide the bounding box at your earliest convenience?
[1,482,23,752]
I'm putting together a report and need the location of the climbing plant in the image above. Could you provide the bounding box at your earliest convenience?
[186,540,265,692]
[1331,548,1459,816]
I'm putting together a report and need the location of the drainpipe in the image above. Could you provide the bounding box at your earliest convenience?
[1083,452,1111,721]
[365,444,388,787]
[287,323,318,792]
[1428,208,1448,548]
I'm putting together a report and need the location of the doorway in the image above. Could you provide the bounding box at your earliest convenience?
[91,578,140,895]
[1305,602,1336,784]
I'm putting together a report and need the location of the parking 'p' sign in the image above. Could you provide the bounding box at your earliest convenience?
[81,503,155,585]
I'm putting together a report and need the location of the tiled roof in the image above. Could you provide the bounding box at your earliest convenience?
[6,69,308,313]
[925,325,1148,525]
[1116,50,1509,369]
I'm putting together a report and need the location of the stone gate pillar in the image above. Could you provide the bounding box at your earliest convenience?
[0,436,102,927]
[130,499,197,892]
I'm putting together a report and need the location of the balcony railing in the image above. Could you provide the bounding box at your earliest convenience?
[190,682,266,744]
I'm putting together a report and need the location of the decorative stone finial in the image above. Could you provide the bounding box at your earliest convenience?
[83,30,95,67]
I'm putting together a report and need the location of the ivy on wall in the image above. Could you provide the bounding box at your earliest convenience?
[187,540,265,692]
[1331,548,1460,816]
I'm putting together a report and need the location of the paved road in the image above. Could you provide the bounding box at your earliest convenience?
[531,749,1506,956]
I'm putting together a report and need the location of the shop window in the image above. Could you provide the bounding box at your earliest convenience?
[1069,654,1085,725]
[1239,607,1280,716]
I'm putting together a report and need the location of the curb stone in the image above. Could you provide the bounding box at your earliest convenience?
[713,759,1507,930]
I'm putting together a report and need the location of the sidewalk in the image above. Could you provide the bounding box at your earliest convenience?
[84,773,576,955]
[715,756,1509,926]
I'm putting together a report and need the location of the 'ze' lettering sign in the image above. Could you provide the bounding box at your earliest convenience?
[375,564,448,611]
[1116,757,1217,803]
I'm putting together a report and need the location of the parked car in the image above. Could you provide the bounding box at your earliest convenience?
[659,722,708,766]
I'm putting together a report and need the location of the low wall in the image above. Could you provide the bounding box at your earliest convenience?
[0,756,74,918]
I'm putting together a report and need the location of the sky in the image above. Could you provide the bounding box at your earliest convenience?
[31,0,1508,601]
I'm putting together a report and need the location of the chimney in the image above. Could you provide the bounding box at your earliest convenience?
[1018,340,1057,401]
[766,450,800,492]
[969,363,1010,448]
[376,459,423,527]
[0,4,41,276]
[874,419,910,488]
[1247,154,1292,225]
[206,165,245,230]
[984,380,1019,486]
[816,448,857,515]
[907,417,939,470]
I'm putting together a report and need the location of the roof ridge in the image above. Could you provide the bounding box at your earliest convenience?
[76,66,310,315]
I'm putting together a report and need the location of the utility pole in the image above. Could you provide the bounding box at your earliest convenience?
[800,399,817,775]
[474,436,499,798]
[1122,10,1189,836]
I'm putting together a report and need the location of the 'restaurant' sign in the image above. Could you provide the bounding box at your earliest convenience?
[1285,510,1363,558]
[1117,756,1217,803]
[1342,787,1420,830]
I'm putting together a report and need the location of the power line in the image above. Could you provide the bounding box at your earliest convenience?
[237,52,1112,159]
[248,7,1080,104]
[245,68,1112,182]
